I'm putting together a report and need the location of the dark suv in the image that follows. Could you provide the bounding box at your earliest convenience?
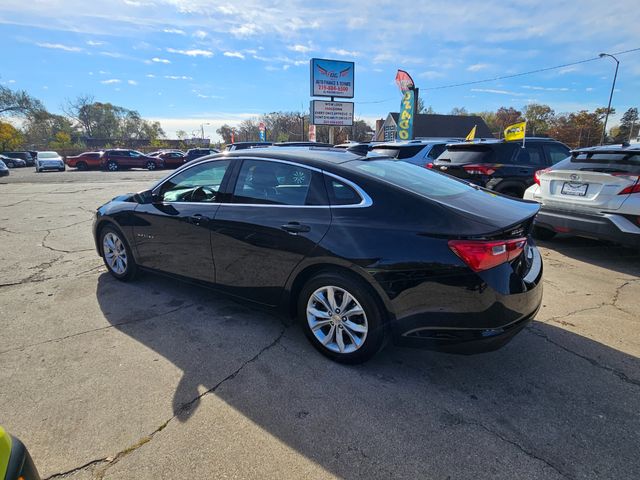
[1,151,35,167]
[431,138,570,197]
[185,148,220,161]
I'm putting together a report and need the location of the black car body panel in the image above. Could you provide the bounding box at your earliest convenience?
[93,148,543,354]
[1,151,35,166]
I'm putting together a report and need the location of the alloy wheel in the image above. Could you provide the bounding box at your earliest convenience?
[146,161,156,170]
[102,231,128,275]
[306,285,368,354]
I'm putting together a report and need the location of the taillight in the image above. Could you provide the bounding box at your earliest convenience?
[534,168,551,185]
[616,176,640,195]
[425,162,434,169]
[448,238,527,272]
[462,164,495,175]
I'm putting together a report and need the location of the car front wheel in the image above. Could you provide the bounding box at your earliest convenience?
[146,161,157,171]
[100,226,137,281]
[298,271,386,364]
[106,160,118,172]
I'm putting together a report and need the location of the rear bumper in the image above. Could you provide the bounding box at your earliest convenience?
[536,207,640,247]
[390,243,543,354]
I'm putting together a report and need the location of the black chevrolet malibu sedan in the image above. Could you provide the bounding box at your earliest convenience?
[93,147,543,363]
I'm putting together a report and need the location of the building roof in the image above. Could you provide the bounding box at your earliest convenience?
[388,113,493,139]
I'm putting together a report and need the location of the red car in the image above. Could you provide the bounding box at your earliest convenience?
[151,150,187,169]
[101,150,164,171]
[65,151,103,170]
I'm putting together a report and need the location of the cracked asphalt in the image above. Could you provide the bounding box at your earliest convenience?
[1,168,639,480]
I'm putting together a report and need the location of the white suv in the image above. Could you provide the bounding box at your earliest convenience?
[523,144,640,247]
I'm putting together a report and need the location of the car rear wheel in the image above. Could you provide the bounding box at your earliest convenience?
[146,161,157,171]
[533,226,557,241]
[100,226,137,281]
[106,160,118,172]
[76,162,88,171]
[298,271,386,364]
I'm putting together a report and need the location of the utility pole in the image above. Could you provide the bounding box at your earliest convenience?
[599,53,619,145]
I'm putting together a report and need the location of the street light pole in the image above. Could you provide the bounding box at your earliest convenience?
[599,53,619,145]
[200,122,210,142]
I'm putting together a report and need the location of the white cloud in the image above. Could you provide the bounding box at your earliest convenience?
[471,88,525,96]
[86,40,105,46]
[151,57,171,63]
[418,70,445,79]
[101,79,121,84]
[467,63,489,72]
[231,23,259,37]
[128,79,138,85]
[283,64,290,71]
[522,85,570,92]
[146,74,156,78]
[287,44,311,53]
[164,75,193,80]
[166,48,214,57]
[163,28,186,35]
[586,87,594,92]
[329,48,359,57]
[99,51,124,58]
[192,30,208,39]
[36,42,82,52]
[224,51,245,59]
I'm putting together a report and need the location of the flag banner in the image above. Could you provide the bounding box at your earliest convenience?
[259,122,266,141]
[397,89,415,140]
[395,69,415,93]
[465,125,477,142]
[504,121,526,141]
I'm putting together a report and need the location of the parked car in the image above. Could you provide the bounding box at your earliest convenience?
[1,151,35,167]
[224,142,272,151]
[369,139,461,168]
[185,148,220,161]
[92,147,542,364]
[101,149,164,171]
[523,144,640,247]
[273,142,334,148]
[0,159,9,177]
[148,149,183,157]
[0,154,26,168]
[35,151,65,172]
[431,138,571,198]
[65,151,103,170]
[334,142,372,156]
[152,150,188,169]
[0,426,40,480]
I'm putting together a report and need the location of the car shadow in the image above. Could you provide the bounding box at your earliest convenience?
[96,272,640,479]
[537,235,640,276]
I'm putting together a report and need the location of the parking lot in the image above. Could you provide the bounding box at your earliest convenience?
[1,168,639,479]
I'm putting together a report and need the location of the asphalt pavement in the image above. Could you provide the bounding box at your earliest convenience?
[1,167,639,480]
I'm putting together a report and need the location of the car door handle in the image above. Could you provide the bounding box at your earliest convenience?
[189,214,211,225]
[280,222,311,234]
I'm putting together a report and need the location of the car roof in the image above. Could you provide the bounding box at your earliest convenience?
[203,146,365,167]
[372,140,446,148]
[445,137,565,147]
[572,143,640,154]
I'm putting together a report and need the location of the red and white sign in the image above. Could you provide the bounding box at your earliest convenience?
[308,124,316,142]
[310,100,354,126]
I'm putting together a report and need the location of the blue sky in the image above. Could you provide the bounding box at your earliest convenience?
[1,0,639,140]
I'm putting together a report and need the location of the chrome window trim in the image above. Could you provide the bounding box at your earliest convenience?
[152,155,372,209]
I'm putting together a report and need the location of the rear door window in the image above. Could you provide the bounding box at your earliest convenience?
[427,144,446,159]
[324,177,362,205]
[515,145,545,166]
[543,144,571,165]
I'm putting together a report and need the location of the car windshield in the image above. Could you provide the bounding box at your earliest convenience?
[348,159,472,198]
[38,152,59,158]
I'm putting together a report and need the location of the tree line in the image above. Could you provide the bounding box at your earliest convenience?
[418,101,639,148]
[0,85,165,151]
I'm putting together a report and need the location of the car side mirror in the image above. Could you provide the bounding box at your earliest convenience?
[136,189,162,204]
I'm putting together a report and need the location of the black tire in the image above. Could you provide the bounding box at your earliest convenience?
[298,271,386,364]
[532,226,557,241]
[99,225,138,281]
[146,161,157,171]
[76,162,88,171]
[106,160,118,172]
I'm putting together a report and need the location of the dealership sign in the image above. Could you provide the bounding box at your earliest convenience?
[310,100,354,126]
[310,58,355,98]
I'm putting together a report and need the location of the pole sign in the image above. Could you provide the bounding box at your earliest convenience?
[396,89,415,140]
[308,124,316,142]
[259,122,266,141]
[310,100,354,126]
[310,58,355,98]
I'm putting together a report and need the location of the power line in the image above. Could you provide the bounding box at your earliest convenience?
[354,47,640,103]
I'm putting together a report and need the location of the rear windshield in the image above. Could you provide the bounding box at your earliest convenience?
[370,145,426,159]
[555,152,640,174]
[38,152,58,158]
[436,143,518,164]
[348,159,471,198]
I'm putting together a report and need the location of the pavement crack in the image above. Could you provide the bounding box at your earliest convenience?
[91,325,288,479]
[526,326,640,388]
[43,457,110,480]
[445,410,572,479]
[0,303,195,356]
